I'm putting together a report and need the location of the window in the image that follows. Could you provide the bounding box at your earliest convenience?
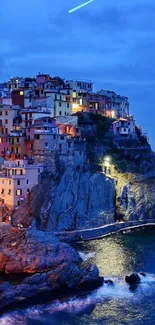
[65,111,67,115]
[53,135,56,140]
[8,189,11,195]
[5,119,8,124]
[59,102,62,107]
[59,111,62,116]
[17,138,19,143]
[38,168,40,173]
[26,179,30,185]
[0,112,2,116]
[45,142,48,148]
[36,134,40,140]
[1,189,4,194]
[60,135,64,140]
[16,189,22,196]
[28,128,30,132]
[55,95,57,100]
[8,180,11,185]
[20,91,24,96]
[20,169,23,175]
[124,128,126,132]
[128,122,130,125]
[5,111,8,116]
[17,180,20,186]
[67,103,69,108]
[17,200,20,206]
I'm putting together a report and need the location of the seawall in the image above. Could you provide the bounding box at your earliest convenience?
[55,219,155,243]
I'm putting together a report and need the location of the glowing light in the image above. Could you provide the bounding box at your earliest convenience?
[69,0,94,14]
[20,91,24,96]
[104,156,111,168]
[111,110,115,118]
[73,103,78,110]
[105,156,111,163]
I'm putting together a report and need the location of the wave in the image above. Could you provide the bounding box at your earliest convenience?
[78,251,96,260]
[1,273,155,324]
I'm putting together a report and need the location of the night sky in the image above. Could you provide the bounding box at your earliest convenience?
[0,0,154,148]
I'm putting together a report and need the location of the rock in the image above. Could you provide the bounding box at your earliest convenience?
[139,272,146,277]
[0,225,103,314]
[104,279,114,286]
[125,273,141,291]
[0,282,10,293]
[47,169,115,231]
[0,262,103,315]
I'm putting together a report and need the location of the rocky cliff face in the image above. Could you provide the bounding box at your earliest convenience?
[116,173,155,221]
[47,168,115,231]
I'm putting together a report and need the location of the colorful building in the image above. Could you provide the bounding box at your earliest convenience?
[113,118,136,139]
[0,159,43,209]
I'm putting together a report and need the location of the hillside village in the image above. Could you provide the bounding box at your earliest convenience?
[0,73,151,223]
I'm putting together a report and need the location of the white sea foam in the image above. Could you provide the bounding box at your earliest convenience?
[1,273,155,324]
[78,251,96,260]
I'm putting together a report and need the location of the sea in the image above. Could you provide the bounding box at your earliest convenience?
[1,228,155,325]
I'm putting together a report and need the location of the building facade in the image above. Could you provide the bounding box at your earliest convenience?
[0,159,43,209]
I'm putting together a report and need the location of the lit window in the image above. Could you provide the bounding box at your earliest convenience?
[20,91,24,96]
[72,91,77,98]
[0,138,1,143]
[16,189,22,196]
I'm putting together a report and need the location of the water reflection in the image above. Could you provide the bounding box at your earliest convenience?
[76,228,155,276]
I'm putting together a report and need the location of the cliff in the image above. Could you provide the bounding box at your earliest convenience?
[9,113,155,231]
[116,172,155,221]
[47,169,115,231]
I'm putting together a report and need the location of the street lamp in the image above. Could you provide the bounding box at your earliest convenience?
[103,156,111,174]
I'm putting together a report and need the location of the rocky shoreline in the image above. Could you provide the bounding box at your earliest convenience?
[0,225,103,315]
[0,225,149,315]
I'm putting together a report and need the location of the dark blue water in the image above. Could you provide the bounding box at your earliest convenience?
[1,228,155,325]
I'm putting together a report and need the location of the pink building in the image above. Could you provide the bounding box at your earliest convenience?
[0,159,43,209]
[36,74,51,84]
[113,118,136,139]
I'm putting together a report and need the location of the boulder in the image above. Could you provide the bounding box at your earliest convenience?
[139,272,146,277]
[0,225,103,314]
[125,273,141,291]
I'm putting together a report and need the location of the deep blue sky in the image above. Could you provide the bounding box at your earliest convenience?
[0,0,154,148]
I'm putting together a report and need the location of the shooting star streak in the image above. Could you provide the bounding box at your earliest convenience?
[68,0,94,14]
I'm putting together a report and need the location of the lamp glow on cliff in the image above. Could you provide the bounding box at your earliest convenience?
[111,110,115,118]
[104,156,111,168]
[105,156,111,163]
